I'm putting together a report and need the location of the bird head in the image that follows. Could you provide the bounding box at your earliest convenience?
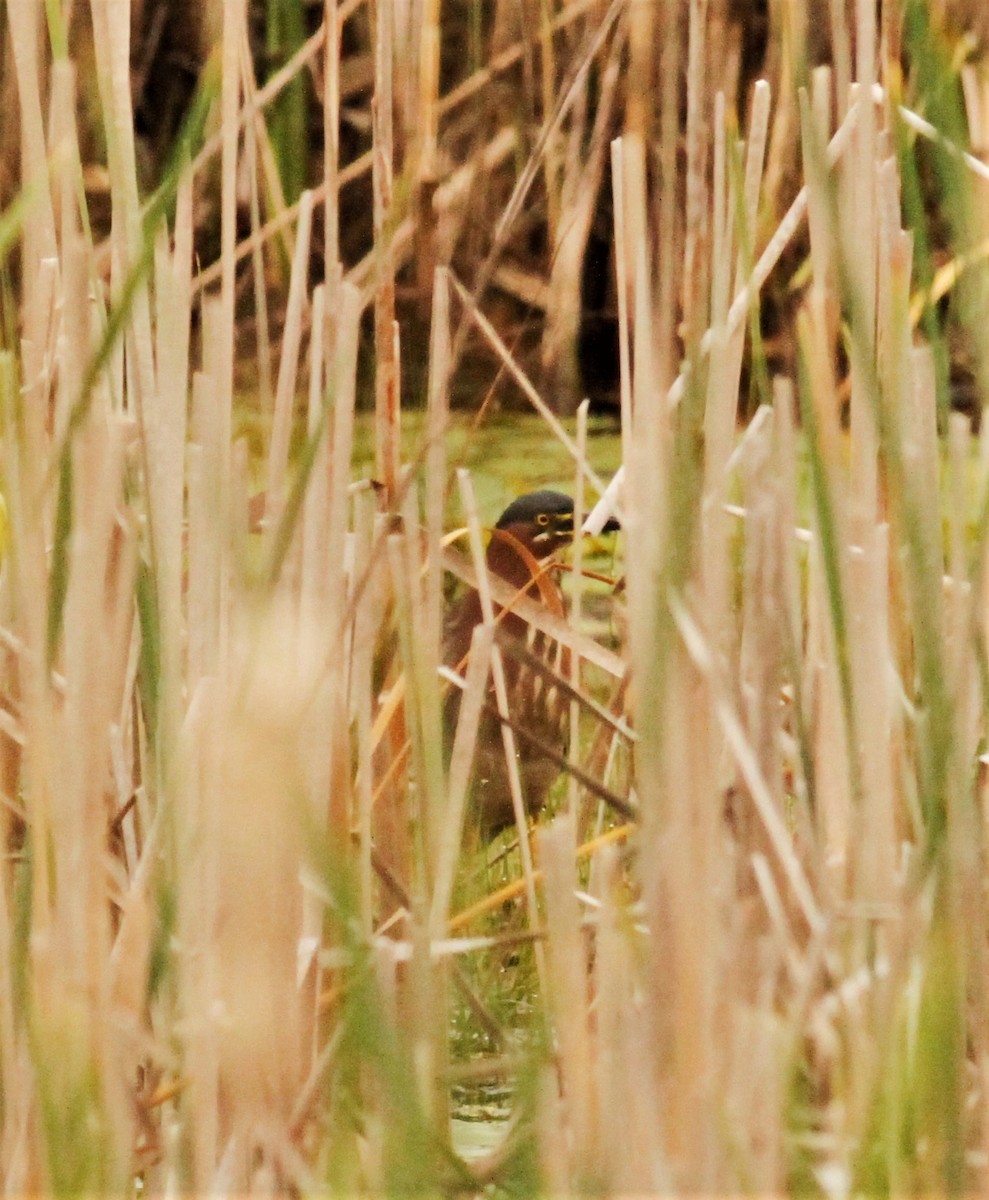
[493,489,619,561]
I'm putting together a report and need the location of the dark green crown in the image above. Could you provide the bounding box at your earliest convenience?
[495,490,575,530]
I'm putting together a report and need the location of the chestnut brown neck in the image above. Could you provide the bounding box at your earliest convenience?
[485,526,556,592]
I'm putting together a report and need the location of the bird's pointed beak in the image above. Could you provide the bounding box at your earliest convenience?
[582,481,623,535]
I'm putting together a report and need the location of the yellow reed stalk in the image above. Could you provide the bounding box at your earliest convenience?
[447,823,633,934]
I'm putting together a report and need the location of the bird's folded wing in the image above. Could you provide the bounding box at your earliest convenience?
[440,545,625,679]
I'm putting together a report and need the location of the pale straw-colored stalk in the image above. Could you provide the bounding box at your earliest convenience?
[263,188,314,539]
[655,0,681,388]
[323,0,342,297]
[147,178,192,762]
[7,0,57,350]
[456,468,547,996]
[89,0,156,426]
[700,89,735,658]
[418,0,442,176]
[351,488,380,934]
[430,625,492,938]
[300,283,329,620]
[323,281,362,850]
[538,813,595,1180]
[682,0,709,336]
[424,268,449,668]
[373,0,399,502]
[243,62,274,417]
[610,137,633,468]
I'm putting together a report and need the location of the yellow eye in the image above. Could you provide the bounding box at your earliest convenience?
[536,513,550,527]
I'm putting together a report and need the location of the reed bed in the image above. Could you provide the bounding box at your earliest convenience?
[2,0,989,1194]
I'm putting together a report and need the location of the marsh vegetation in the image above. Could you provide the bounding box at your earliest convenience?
[3,0,989,1194]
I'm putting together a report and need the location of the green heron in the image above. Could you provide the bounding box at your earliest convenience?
[444,490,619,837]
